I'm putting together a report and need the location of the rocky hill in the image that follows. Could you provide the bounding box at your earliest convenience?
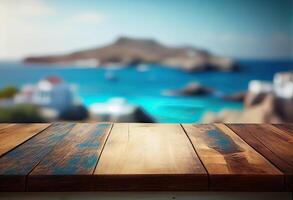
[24,37,237,72]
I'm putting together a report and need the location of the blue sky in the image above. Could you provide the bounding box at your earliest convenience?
[0,0,292,59]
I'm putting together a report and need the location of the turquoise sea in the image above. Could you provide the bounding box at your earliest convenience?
[0,60,292,122]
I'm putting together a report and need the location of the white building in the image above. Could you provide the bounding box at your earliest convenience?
[248,72,293,121]
[248,72,293,99]
[14,76,77,112]
[273,72,293,99]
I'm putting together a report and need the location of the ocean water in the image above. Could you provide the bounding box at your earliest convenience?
[0,60,292,122]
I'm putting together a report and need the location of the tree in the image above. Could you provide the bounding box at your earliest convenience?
[0,86,18,99]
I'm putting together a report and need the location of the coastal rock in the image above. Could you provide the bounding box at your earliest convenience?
[203,71,293,123]
[179,82,214,96]
[133,107,155,123]
[221,91,246,102]
[245,80,273,107]
[23,37,237,72]
[163,82,213,96]
[202,94,282,123]
[244,92,268,107]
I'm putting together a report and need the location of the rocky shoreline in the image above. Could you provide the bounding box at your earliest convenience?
[202,72,293,123]
[162,82,214,96]
[23,37,237,72]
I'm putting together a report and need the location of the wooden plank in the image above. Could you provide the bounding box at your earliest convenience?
[0,192,292,200]
[227,124,293,170]
[27,123,112,192]
[0,191,292,200]
[0,123,75,192]
[0,123,49,157]
[182,124,284,191]
[273,124,293,134]
[227,124,293,191]
[0,123,15,131]
[94,123,207,191]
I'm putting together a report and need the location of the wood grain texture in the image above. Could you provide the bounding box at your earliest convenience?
[27,123,112,192]
[227,124,293,191]
[0,123,75,191]
[0,123,15,131]
[94,123,207,191]
[0,123,292,192]
[273,124,293,134]
[0,123,49,157]
[182,124,283,191]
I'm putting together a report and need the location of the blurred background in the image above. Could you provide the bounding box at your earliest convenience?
[0,0,292,123]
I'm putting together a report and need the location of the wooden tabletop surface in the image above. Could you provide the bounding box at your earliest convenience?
[0,123,291,192]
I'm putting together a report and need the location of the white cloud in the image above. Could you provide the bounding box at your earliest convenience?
[0,0,56,59]
[71,12,106,24]
[0,0,107,60]
[0,0,54,17]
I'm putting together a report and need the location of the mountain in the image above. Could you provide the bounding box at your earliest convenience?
[23,37,237,72]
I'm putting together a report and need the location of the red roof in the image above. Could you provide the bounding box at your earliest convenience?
[45,76,62,85]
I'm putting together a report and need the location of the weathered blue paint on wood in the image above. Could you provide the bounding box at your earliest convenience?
[228,124,293,191]
[182,124,284,191]
[0,123,50,157]
[207,129,243,154]
[29,123,111,175]
[185,125,245,155]
[185,124,273,173]
[0,123,75,175]
[0,123,291,192]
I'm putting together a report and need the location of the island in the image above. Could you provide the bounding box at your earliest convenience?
[24,37,237,72]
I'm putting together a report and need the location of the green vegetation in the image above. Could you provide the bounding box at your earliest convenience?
[0,105,44,123]
[0,86,18,99]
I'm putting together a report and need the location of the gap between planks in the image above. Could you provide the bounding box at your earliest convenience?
[180,123,210,188]
[24,123,76,191]
[226,124,292,191]
[25,123,114,191]
[181,123,284,191]
[92,123,114,174]
[223,124,289,174]
[0,123,290,192]
[0,123,52,159]
[226,124,292,172]
[25,123,113,191]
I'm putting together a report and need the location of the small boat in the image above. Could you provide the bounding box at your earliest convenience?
[136,64,150,72]
[105,71,118,81]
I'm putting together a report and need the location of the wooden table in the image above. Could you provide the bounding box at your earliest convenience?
[0,123,292,192]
